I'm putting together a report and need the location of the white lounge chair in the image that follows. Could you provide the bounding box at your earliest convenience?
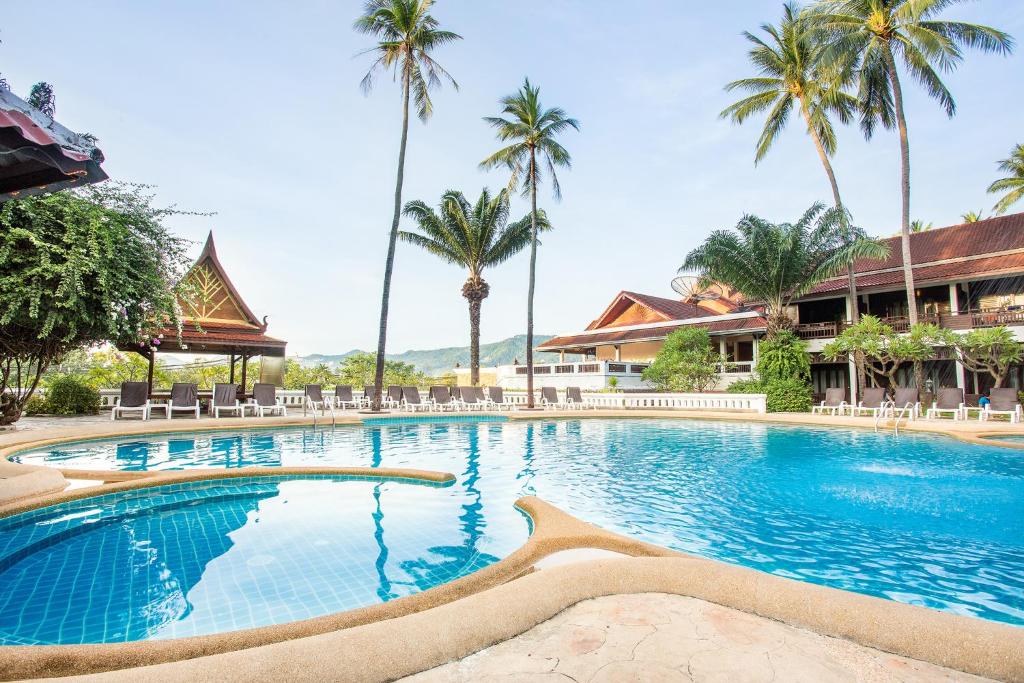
[889,388,920,420]
[304,384,334,416]
[849,387,887,418]
[927,388,966,421]
[164,382,200,419]
[250,383,286,417]
[428,386,455,411]
[212,383,245,418]
[455,386,486,411]
[333,385,362,410]
[111,381,151,420]
[485,386,516,411]
[565,387,594,410]
[811,388,848,416]
[400,386,432,412]
[540,387,569,410]
[980,388,1022,423]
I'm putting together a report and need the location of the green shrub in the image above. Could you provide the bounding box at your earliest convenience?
[22,395,49,416]
[756,331,810,382]
[42,376,101,415]
[607,377,619,389]
[642,327,720,392]
[727,376,812,412]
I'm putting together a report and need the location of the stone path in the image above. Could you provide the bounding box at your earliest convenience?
[405,593,989,682]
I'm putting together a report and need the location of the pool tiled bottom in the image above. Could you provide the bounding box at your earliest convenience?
[0,476,526,644]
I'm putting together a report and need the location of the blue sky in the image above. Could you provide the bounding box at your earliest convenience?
[5,1,1023,355]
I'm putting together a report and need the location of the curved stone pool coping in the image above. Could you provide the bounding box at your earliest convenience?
[1,411,1023,681]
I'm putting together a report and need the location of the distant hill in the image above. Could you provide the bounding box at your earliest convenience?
[297,334,578,376]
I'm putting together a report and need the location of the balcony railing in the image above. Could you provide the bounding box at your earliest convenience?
[795,308,1024,340]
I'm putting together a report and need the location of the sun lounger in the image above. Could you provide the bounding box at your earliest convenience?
[565,386,594,410]
[304,384,333,416]
[981,387,1022,423]
[485,386,516,411]
[164,382,200,419]
[334,385,362,410]
[429,386,454,411]
[456,386,485,411]
[364,385,379,408]
[849,387,887,418]
[212,383,245,418]
[540,386,568,410]
[111,381,151,421]
[890,387,920,420]
[811,387,848,416]
[927,387,965,420]
[400,386,432,412]
[386,385,403,409]
[250,383,286,417]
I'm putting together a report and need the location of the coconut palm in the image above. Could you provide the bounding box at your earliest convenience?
[961,210,984,223]
[480,79,578,408]
[910,219,933,232]
[400,189,548,385]
[988,144,1024,215]
[682,204,889,337]
[810,0,1014,326]
[355,0,461,410]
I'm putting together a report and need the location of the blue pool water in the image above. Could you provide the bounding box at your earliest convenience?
[8,419,1024,636]
[0,475,527,644]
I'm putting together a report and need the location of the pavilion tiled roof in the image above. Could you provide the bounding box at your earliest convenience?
[806,212,1024,296]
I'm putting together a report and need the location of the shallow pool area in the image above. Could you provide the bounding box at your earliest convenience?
[9,418,1024,630]
[0,475,527,645]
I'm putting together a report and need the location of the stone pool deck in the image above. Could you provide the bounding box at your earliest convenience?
[2,410,1023,681]
[406,592,989,682]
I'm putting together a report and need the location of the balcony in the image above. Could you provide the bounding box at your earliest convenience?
[794,308,1024,340]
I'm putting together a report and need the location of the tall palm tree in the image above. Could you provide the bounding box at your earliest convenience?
[961,210,984,223]
[480,79,578,408]
[400,189,548,385]
[355,0,461,410]
[988,144,1024,215]
[682,204,888,337]
[811,0,1013,326]
[721,1,874,392]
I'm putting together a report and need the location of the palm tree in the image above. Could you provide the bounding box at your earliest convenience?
[910,219,933,232]
[811,0,1014,326]
[400,189,548,385]
[722,1,875,392]
[682,204,888,337]
[961,210,984,223]
[480,79,578,408]
[355,0,461,410]
[988,144,1024,215]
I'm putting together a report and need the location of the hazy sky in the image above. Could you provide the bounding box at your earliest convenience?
[5,1,1023,355]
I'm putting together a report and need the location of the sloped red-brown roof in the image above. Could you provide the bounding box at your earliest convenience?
[539,315,767,351]
[807,212,1024,296]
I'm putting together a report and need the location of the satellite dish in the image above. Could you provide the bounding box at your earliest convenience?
[672,275,723,301]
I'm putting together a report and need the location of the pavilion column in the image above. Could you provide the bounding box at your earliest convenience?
[949,283,968,391]
[241,354,248,391]
[228,354,236,384]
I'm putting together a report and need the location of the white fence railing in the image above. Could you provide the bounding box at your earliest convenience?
[96,388,766,414]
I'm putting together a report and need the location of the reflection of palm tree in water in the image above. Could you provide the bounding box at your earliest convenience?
[367,428,397,601]
[397,424,497,590]
[515,422,537,496]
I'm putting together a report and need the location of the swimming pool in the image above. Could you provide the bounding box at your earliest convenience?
[0,475,527,645]
[10,419,1024,628]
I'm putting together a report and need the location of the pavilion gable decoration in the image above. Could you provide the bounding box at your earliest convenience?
[180,232,265,333]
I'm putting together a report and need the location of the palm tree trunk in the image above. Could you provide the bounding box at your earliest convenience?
[526,147,538,409]
[800,97,864,396]
[371,72,411,411]
[468,294,481,386]
[881,44,917,327]
[882,44,924,391]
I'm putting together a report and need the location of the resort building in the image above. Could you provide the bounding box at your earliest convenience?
[521,212,1024,400]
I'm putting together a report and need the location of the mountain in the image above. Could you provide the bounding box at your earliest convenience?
[296,334,578,376]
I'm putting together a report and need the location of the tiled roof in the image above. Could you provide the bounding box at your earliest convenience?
[538,316,767,350]
[156,326,286,351]
[622,291,714,320]
[808,213,1024,296]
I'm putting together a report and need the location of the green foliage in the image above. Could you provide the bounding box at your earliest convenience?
[22,395,48,416]
[721,1,857,164]
[932,325,1023,388]
[607,376,619,389]
[642,327,720,392]
[727,376,812,413]
[756,331,810,382]
[337,352,426,388]
[0,183,191,424]
[39,376,101,415]
[988,143,1024,215]
[682,204,887,335]
[823,315,939,387]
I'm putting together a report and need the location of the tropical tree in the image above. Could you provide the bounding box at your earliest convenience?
[354,0,461,410]
[811,0,1014,326]
[400,188,545,385]
[823,315,940,387]
[480,78,578,408]
[642,327,721,393]
[988,143,1024,215]
[961,210,984,223]
[933,326,1023,388]
[910,219,933,232]
[682,204,888,336]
